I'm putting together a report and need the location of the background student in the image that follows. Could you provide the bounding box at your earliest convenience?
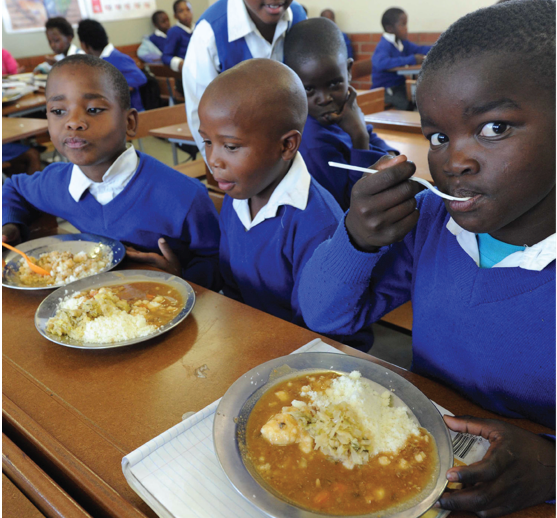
[35,17,84,74]
[162,0,194,72]
[2,55,221,291]
[285,18,397,212]
[371,8,432,110]
[183,0,306,160]
[320,8,354,59]
[77,19,147,112]
[299,1,555,513]
[2,48,24,75]
[137,10,170,63]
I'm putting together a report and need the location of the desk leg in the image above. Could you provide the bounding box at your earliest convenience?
[171,142,178,165]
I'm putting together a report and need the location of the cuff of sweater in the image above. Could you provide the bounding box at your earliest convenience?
[170,56,183,72]
[321,214,388,285]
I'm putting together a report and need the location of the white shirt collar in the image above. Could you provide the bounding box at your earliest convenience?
[228,0,293,43]
[176,21,194,33]
[68,145,139,205]
[447,217,556,271]
[382,32,404,52]
[154,29,167,38]
[99,43,115,58]
[54,44,80,61]
[232,152,310,230]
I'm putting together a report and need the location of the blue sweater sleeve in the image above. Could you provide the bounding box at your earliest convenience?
[403,40,433,56]
[162,29,181,66]
[372,46,416,72]
[218,201,243,301]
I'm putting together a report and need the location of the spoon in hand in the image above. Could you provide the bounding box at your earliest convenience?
[328,162,471,201]
[1,242,51,276]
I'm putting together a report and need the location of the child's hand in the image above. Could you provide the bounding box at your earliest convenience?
[2,224,22,245]
[345,154,422,253]
[414,54,426,64]
[125,238,182,277]
[436,416,555,517]
[45,55,57,66]
[325,86,369,149]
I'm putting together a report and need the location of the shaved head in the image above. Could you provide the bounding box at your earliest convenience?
[201,58,308,138]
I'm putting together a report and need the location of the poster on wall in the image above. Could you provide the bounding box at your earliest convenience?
[2,0,155,32]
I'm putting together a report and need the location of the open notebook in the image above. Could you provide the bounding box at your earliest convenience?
[122,339,488,518]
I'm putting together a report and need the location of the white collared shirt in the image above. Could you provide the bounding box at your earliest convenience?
[183,0,294,159]
[232,152,310,230]
[99,43,115,59]
[169,22,195,71]
[154,29,167,39]
[382,32,404,52]
[447,218,556,271]
[68,145,139,205]
[54,43,83,62]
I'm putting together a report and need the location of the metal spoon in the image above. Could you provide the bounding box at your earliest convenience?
[2,242,51,276]
[328,161,471,201]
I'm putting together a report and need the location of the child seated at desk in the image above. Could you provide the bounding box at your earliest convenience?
[2,55,221,291]
[299,0,555,513]
[162,0,194,72]
[371,8,432,110]
[285,18,397,211]
[199,59,371,349]
[137,10,171,63]
[77,20,147,112]
[35,17,84,74]
[183,0,306,160]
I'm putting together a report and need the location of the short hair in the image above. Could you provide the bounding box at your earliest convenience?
[77,19,108,51]
[381,8,405,31]
[151,10,166,26]
[173,0,188,13]
[419,0,556,92]
[49,54,131,110]
[45,17,74,38]
[320,8,334,18]
[284,18,347,70]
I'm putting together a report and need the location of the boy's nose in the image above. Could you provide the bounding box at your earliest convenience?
[65,118,87,131]
[315,91,333,106]
[443,144,479,177]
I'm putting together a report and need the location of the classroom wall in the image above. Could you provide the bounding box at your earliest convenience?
[2,0,209,59]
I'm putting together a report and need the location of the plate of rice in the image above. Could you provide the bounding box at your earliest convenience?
[214,352,453,518]
[2,233,125,290]
[34,269,195,349]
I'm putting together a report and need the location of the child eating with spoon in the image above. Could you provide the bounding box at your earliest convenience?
[299,0,555,514]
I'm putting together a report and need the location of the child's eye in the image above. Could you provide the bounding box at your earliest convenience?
[49,108,65,115]
[87,107,104,114]
[304,86,314,94]
[225,144,238,151]
[429,132,449,146]
[202,139,212,147]
[329,80,343,88]
[479,122,509,137]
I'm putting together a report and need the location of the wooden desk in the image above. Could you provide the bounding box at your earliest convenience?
[2,258,553,518]
[388,64,422,76]
[375,128,432,182]
[2,117,49,144]
[2,91,47,117]
[149,122,196,166]
[365,110,422,134]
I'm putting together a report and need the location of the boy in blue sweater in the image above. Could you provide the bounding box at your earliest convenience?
[371,8,431,110]
[77,20,147,112]
[299,1,555,513]
[137,11,171,63]
[2,55,221,291]
[199,59,369,348]
[285,18,397,212]
[162,0,194,73]
[183,0,306,160]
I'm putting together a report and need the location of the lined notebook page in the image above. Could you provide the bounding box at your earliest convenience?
[122,339,342,518]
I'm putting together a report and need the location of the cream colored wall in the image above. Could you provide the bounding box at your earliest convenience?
[302,0,495,33]
[3,0,209,58]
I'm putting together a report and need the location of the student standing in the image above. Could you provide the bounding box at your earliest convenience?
[183,0,306,159]
[162,0,194,72]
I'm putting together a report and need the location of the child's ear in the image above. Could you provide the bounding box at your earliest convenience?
[126,108,139,138]
[280,130,302,161]
[346,58,354,83]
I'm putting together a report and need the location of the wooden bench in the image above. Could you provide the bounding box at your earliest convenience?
[147,64,184,105]
[356,87,385,115]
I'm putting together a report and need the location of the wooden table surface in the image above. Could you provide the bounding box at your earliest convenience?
[365,110,422,133]
[2,91,47,117]
[2,117,49,144]
[3,261,553,517]
[149,122,194,142]
[375,128,432,182]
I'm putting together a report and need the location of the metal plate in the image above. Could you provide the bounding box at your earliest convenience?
[2,233,125,290]
[214,352,453,518]
[35,269,195,349]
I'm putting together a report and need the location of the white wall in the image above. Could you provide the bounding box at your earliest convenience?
[302,0,495,33]
[2,0,209,58]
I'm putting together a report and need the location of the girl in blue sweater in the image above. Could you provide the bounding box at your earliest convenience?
[299,1,555,514]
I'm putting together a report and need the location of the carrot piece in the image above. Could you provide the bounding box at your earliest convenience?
[313,491,330,505]
[332,482,347,493]
[146,294,155,299]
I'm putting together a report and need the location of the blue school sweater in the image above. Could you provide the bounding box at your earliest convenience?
[371,36,432,89]
[162,25,192,67]
[342,32,354,59]
[197,0,306,72]
[149,32,167,53]
[103,49,147,112]
[2,152,221,291]
[299,115,397,211]
[298,191,556,428]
